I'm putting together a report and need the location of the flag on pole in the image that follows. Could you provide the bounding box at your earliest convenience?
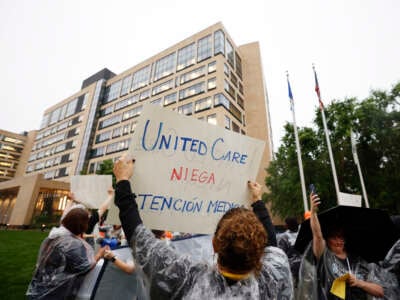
[313,66,324,110]
[287,74,294,110]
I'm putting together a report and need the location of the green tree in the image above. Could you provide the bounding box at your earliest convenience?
[265,82,400,218]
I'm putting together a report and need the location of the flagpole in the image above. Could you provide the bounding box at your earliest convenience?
[313,65,340,204]
[287,72,309,212]
[351,131,370,207]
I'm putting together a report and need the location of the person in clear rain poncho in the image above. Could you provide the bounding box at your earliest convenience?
[113,154,293,299]
[26,206,107,299]
[297,192,386,300]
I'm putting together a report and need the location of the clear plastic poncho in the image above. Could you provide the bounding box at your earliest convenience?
[26,226,95,299]
[297,243,399,300]
[131,224,294,299]
[277,230,302,287]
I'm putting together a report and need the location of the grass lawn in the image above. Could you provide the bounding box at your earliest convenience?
[0,230,47,300]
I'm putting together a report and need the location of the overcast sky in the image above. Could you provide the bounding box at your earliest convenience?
[1,0,399,151]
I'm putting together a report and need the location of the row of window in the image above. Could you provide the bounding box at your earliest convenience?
[43,167,69,179]
[39,94,88,130]
[95,121,137,144]
[35,114,83,144]
[0,143,23,153]
[27,151,74,174]
[103,29,242,104]
[28,139,77,163]
[91,138,131,158]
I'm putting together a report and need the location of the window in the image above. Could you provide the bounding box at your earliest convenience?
[122,124,130,135]
[114,94,139,111]
[208,61,216,73]
[232,122,240,133]
[237,95,244,109]
[207,114,217,125]
[139,89,150,101]
[106,139,130,154]
[150,98,162,106]
[180,66,205,85]
[131,122,137,133]
[238,82,243,95]
[226,39,235,68]
[92,146,105,158]
[49,107,61,125]
[207,77,216,90]
[224,63,229,76]
[179,82,205,100]
[195,97,212,113]
[235,52,242,79]
[40,114,50,129]
[197,35,212,62]
[105,80,122,103]
[177,43,195,71]
[131,65,151,91]
[96,131,111,143]
[154,53,176,81]
[112,127,122,138]
[230,72,238,87]
[99,114,122,129]
[214,93,230,110]
[122,106,143,121]
[120,75,132,96]
[66,98,78,117]
[100,105,114,117]
[177,103,193,115]
[214,30,225,55]
[224,80,235,98]
[164,92,177,106]
[225,116,231,129]
[152,79,174,96]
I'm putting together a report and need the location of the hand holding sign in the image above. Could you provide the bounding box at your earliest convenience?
[114,153,135,182]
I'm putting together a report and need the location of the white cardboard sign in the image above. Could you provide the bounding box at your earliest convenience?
[123,104,265,234]
[338,192,362,207]
[70,175,112,209]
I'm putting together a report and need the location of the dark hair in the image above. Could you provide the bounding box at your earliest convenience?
[325,226,346,240]
[61,208,89,235]
[214,207,267,274]
[285,217,299,232]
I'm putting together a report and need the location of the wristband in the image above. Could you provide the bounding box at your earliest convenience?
[111,256,116,263]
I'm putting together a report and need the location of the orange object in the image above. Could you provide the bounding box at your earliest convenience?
[304,211,311,220]
[164,231,173,239]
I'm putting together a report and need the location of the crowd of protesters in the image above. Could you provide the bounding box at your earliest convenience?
[26,153,399,299]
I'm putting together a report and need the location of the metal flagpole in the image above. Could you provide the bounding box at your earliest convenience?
[313,65,340,204]
[287,72,309,212]
[351,130,370,207]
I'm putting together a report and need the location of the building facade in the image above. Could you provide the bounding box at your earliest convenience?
[0,22,274,226]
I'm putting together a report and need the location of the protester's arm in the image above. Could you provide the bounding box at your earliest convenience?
[347,274,384,297]
[98,187,114,219]
[104,249,135,274]
[309,193,325,259]
[248,181,277,247]
[113,156,142,245]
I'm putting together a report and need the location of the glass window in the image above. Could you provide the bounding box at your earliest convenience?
[131,65,151,91]
[177,103,193,115]
[122,124,130,135]
[150,98,162,106]
[226,39,235,68]
[225,115,231,129]
[208,61,216,73]
[99,114,122,129]
[235,52,242,79]
[131,122,137,133]
[164,92,177,106]
[224,80,235,98]
[224,63,229,76]
[207,77,217,90]
[120,75,133,96]
[39,114,50,129]
[238,82,243,95]
[180,66,205,85]
[105,80,122,103]
[197,35,212,62]
[112,127,122,138]
[177,43,196,71]
[214,30,225,55]
[230,72,238,87]
[214,93,230,110]
[154,52,176,81]
[49,107,61,125]
[179,82,205,100]
[152,79,174,96]
[59,104,67,121]
[96,130,111,143]
[91,146,105,157]
[232,122,240,133]
[139,89,150,101]
[122,105,143,121]
[237,95,244,109]
[106,139,130,154]
[100,105,114,116]
[66,98,78,117]
[194,97,212,113]
[115,94,139,111]
[207,114,217,125]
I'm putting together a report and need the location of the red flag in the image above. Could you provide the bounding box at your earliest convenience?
[313,67,324,110]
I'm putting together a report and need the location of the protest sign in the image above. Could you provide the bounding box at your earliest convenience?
[70,175,112,209]
[124,104,265,234]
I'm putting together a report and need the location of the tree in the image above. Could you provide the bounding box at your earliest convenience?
[265,82,400,218]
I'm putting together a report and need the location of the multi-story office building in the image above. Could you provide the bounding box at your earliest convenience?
[0,22,274,226]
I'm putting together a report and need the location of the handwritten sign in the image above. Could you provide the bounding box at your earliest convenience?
[127,104,265,234]
[70,175,112,209]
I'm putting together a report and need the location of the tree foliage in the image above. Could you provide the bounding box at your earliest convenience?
[265,82,400,218]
